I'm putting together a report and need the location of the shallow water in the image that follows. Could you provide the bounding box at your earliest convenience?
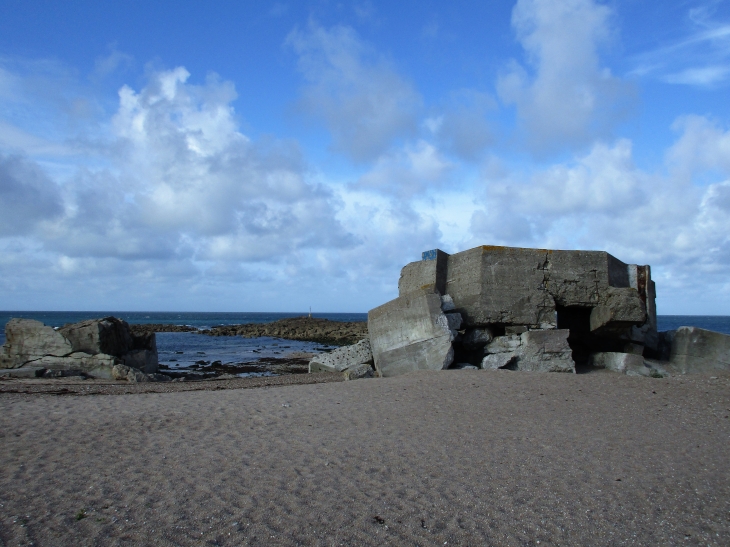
[156,332,332,377]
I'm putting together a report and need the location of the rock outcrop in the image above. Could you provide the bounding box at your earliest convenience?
[203,316,367,346]
[0,317,161,380]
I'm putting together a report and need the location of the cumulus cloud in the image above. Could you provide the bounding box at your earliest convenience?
[286,22,422,162]
[49,67,356,263]
[497,0,631,152]
[468,116,730,312]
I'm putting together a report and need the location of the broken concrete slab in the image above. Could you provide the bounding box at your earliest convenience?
[368,288,462,377]
[480,329,575,373]
[308,339,373,373]
[668,327,730,373]
[517,330,575,373]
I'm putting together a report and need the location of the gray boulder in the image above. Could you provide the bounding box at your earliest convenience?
[0,319,73,368]
[0,316,158,379]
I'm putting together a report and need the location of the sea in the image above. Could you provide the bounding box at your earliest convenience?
[1,312,728,373]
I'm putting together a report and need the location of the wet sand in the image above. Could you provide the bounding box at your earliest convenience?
[1,370,729,546]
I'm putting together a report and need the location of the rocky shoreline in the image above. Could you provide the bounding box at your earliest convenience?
[203,317,368,345]
[129,316,369,346]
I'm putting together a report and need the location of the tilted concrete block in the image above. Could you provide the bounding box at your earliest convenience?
[398,249,449,296]
[368,288,461,377]
[669,327,730,373]
[309,338,373,373]
[374,336,455,377]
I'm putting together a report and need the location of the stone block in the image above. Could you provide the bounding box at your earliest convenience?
[669,327,730,373]
[374,336,454,377]
[368,288,461,377]
[309,339,373,373]
[398,249,449,296]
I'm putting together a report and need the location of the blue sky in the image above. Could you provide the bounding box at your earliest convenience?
[1,0,729,314]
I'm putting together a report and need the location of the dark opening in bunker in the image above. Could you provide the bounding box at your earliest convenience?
[556,305,594,372]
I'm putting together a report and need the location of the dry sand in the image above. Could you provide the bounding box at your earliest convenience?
[1,370,729,546]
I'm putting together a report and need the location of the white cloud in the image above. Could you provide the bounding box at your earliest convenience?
[666,115,730,179]
[468,116,730,313]
[631,7,730,87]
[497,0,631,152]
[354,140,454,197]
[286,22,422,162]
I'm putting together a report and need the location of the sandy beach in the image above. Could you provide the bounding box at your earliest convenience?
[1,370,729,546]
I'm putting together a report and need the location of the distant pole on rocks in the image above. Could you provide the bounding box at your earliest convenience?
[309,307,312,318]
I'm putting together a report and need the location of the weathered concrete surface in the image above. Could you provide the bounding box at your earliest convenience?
[668,327,730,373]
[481,330,575,373]
[368,288,462,377]
[398,249,449,296]
[393,246,656,346]
[309,339,373,373]
[589,287,647,332]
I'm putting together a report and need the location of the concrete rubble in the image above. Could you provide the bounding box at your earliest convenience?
[0,317,164,381]
[308,338,375,380]
[361,245,729,377]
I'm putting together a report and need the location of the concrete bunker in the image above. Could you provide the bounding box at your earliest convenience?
[368,245,658,377]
